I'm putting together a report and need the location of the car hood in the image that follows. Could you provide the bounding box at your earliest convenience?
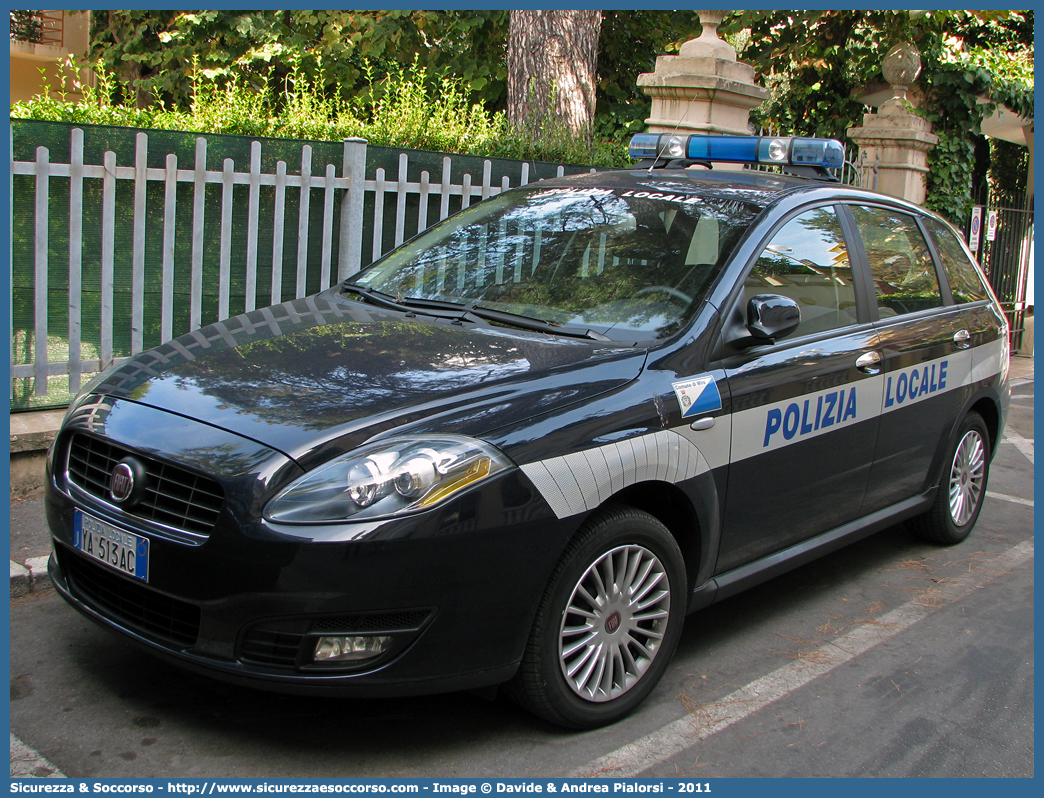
[84,291,646,468]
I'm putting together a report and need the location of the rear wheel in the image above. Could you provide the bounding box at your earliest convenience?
[506,505,686,729]
[910,412,990,545]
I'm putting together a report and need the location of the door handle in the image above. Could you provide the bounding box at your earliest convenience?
[953,329,972,349]
[855,351,882,375]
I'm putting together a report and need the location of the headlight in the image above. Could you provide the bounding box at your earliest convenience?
[265,435,513,524]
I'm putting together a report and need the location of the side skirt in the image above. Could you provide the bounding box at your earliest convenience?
[686,488,936,613]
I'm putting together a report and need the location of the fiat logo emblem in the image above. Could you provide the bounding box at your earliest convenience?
[110,463,135,503]
[605,611,622,634]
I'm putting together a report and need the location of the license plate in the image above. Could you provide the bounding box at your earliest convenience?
[73,510,150,582]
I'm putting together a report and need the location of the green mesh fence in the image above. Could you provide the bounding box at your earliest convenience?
[10,120,596,411]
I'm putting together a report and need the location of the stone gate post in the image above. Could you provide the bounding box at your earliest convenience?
[847,43,938,204]
[636,10,769,156]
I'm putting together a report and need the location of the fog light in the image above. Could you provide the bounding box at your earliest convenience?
[313,635,392,663]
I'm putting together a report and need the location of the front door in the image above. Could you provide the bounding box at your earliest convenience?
[716,205,881,573]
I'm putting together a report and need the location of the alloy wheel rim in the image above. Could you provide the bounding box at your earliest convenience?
[948,429,985,527]
[558,544,671,703]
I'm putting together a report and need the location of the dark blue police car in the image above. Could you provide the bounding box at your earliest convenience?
[45,134,1010,728]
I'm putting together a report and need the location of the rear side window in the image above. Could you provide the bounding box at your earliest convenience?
[851,206,942,317]
[743,206,858,337]
[923,217,990,303]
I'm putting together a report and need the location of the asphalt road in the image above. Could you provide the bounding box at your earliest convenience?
[9,376,1034,779]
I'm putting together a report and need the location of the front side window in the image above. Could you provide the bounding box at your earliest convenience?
[743,205,857,338]
[350,187,763,341]
[851,206,943,316]
[923,217,990,303]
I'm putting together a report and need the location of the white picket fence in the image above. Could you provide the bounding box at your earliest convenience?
[10,128,576,397]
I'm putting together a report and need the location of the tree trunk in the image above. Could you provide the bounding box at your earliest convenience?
[507,10,601,139]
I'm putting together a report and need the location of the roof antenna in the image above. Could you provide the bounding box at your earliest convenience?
[647,92,702,174]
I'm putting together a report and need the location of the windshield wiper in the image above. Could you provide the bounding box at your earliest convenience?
[342,285,611,342]
[400,297,612,342]
[468,306,612,342]
[341,285,464,320]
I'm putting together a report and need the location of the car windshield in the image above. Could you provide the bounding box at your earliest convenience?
[348,186,763,341]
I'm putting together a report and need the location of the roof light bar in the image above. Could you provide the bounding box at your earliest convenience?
[628,134,845,170]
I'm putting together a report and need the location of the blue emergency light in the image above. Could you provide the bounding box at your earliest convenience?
[628,133,846,170]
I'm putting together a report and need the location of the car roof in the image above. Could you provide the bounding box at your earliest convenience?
[526,166,892,212]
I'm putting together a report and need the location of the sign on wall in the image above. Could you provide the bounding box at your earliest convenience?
[968,206,984,252]
[986,210,999,242]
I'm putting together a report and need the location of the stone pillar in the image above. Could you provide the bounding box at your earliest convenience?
[847,108,939,204]
[636,11,769,143]
[847,43,938,205]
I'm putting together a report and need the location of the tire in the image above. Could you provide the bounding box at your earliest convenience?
[506,505,686,729]
[909,412,991,545]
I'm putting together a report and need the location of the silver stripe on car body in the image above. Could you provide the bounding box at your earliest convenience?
[521,430,712,520]
[521,339,1005,520]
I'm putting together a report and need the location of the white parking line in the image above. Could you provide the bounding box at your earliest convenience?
[10,734,66,778]
[987,490,1034,507]
[1004,430,1034,464]
[571,540,1034,778]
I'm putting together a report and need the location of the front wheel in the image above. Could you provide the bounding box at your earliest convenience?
[506,505,686,729]
[909,412,991,545]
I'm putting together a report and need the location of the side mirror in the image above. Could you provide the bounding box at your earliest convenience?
[746,294,801,341]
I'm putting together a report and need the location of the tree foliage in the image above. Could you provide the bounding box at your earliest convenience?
[10,10,45,43]
[721,10,1034,225]
[30,9,1035,219]
[88,10,509,111]
[86,9,702,145]
[594,11,703,139]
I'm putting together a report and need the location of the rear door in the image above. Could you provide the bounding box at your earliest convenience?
[921,216,1010,389]
[844,204,972,514]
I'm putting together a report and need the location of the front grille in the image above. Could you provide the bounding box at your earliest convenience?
[67,434,224,537]
[239,609,435,669]
[59,548,201,648]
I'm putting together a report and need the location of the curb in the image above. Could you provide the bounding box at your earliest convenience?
[10,555,52,598]
[10,733,66,778]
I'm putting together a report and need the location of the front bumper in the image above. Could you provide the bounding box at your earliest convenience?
[48,547,522,697]
[45,400,574,697]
